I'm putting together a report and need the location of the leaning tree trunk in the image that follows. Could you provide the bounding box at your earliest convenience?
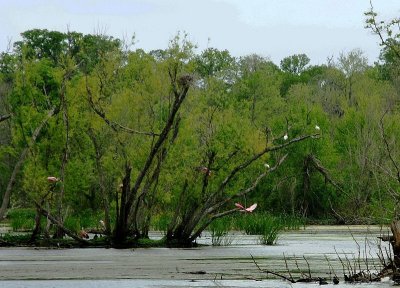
[113,76,191,245]
[0,107,57,220]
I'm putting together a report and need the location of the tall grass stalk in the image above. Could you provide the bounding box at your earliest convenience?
[209,217,233,246]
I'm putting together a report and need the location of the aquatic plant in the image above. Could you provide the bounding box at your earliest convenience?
[209,218,233,246]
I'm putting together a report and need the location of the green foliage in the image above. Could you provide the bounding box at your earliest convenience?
[280,54,310,75]
[7,208,36,231]
[2,25,400,247]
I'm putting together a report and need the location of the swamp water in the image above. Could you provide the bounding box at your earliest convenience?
[0,226,394,287]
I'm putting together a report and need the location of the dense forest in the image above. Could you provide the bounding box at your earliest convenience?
[0,8,399,246]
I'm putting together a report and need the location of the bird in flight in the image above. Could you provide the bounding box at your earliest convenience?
[235,202,257,213]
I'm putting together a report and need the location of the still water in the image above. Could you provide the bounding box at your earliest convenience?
[0,226,394,287]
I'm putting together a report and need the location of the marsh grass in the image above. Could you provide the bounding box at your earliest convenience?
[209,217,234,246]
[7,208,36,231]
[231,213,304,245]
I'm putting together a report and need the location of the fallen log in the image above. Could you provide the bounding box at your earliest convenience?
[34,201,90,245]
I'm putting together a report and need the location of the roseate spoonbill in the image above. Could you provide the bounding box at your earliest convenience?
[79,228,89,239]
[47,176,59,183]
[315,125,320,130]
[235,202,257,213]
[198,166,212,176]
[283,134,288,141]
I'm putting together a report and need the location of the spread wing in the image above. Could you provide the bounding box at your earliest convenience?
[245,203,257,212]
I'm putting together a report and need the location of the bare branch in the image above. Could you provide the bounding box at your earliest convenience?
[190,154,289,241]
[217,133,319,198]
[86,79,159,136]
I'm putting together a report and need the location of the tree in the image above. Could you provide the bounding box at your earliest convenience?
[280,54,310,75]
[337,49,368,105]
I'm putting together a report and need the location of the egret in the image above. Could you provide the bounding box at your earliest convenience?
[235,202,257,213]
[264,163,270,169]
[99,220,105,229]
[283,134,288,141]
[315,125,320,131]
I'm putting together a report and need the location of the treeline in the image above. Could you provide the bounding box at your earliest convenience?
[0,9,399,245]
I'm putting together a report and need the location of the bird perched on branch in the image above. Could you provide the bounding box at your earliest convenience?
[235,203,257,213]
[197,166,212,176]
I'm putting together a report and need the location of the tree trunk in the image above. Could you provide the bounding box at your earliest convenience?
[391,221,400,267]
[87,129,111,234]
[113,80,191,244]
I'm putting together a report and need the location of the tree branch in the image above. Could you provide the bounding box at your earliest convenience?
[86,79,159,136]
[0,107,57,219]
[0,114,11,123]
[190,154,288,241]
[216,134,319,199]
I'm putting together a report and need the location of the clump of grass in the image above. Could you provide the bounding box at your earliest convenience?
[281,214,306,230]
[258,216,283,245]
[7,208,36,231]
[209,217,233,246]
[232,213,285,245]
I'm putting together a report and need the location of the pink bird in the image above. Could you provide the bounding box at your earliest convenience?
[79,228,89,239]
[47,176,59,183]
[198,166,212,176]
[235,202,257,213]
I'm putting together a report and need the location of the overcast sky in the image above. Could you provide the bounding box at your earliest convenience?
[1,0,399,65]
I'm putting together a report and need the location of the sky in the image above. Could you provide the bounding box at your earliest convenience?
[1,0,399,65]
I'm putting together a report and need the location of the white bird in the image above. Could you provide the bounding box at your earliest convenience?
[264,163,270,169]
[283,134,288,141]
[99,220,105,229]
[315,125,320,131]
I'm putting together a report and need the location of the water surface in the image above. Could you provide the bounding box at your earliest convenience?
[0,225,392,287]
